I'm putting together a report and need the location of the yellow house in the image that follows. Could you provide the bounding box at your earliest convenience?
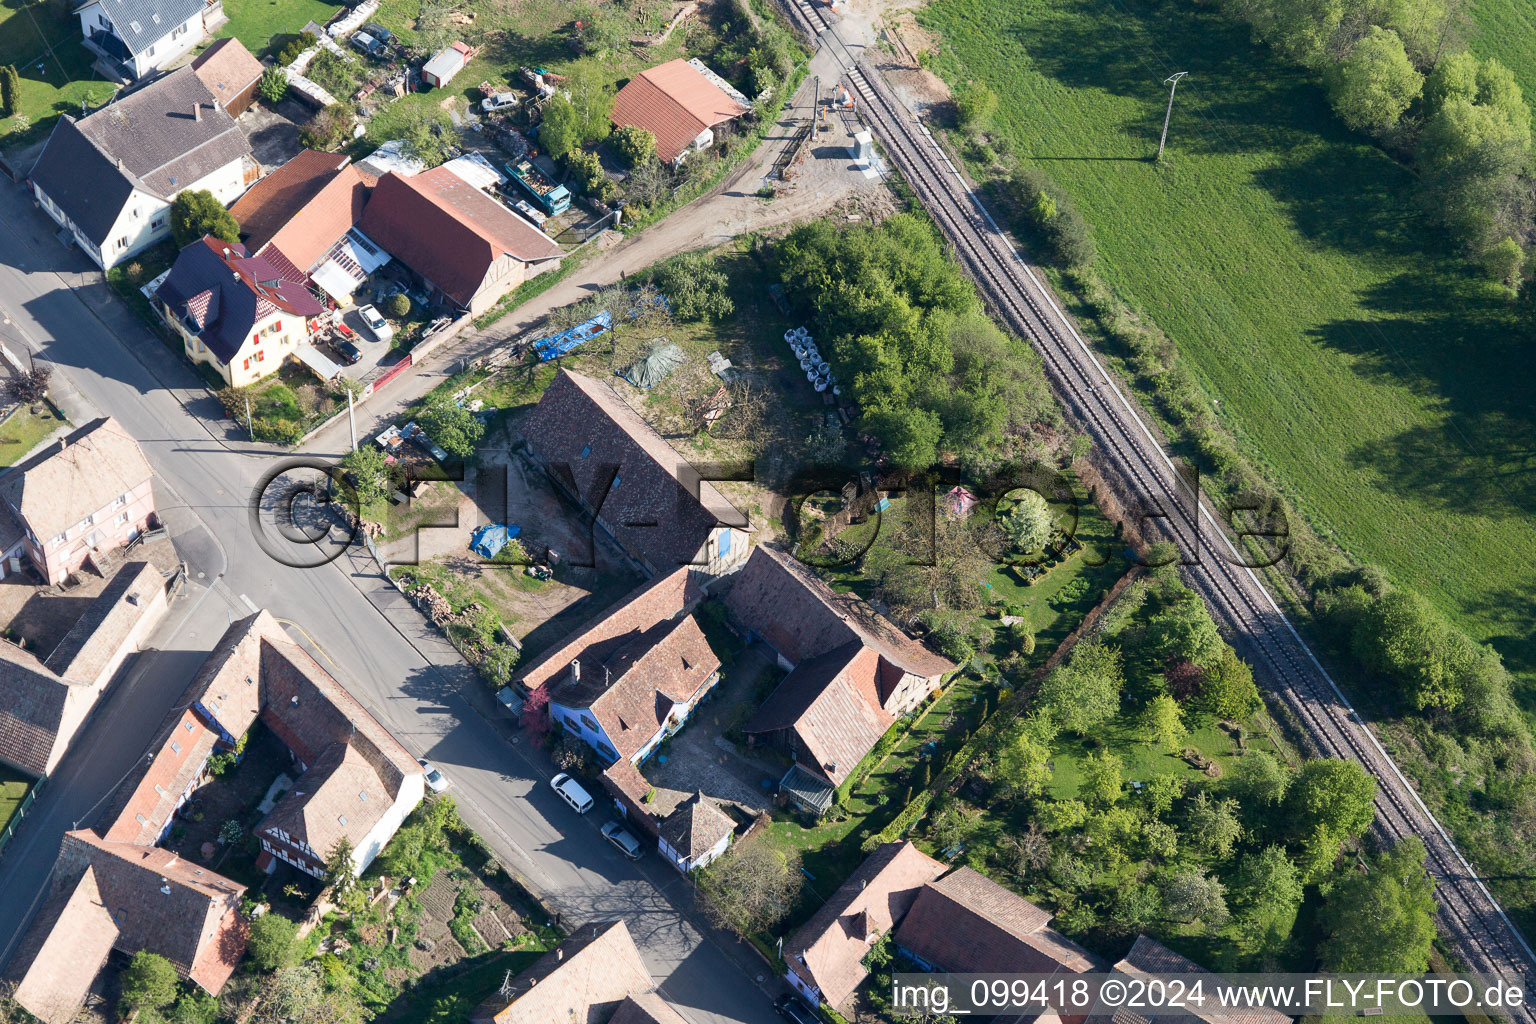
[155,235,324,387]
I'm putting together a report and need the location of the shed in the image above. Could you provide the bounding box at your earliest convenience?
[423,42,472,89]
[190,38,265,117]
[779,763,835,816]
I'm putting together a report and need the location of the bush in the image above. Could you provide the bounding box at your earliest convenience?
[655,250,733,321]
[170,189,239,249]
[1010,168,1095,269]
[613,124,657,166]
[259,66,289,105]
[300,102,356,152]
[277,31,317,66]
[384,292,410,318]
[247,912,301,971]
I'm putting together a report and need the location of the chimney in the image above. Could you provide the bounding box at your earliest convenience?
[570,659,580,681]
[193,102,201,121]
[556,948,563,961]
[159,877,172,895]
[57,437,67,452]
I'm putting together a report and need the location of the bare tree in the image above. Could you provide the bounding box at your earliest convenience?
[697,841,803,940]
[3,365,51,405]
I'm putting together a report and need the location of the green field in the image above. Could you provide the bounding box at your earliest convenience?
[1465,0,1536,132]
[0,0,116,147]
[216,0,346,59]
[919,0,1536,696]
[0,405,65,466]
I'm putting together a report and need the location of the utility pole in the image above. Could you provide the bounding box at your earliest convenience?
[1157,72,1188,161]
[244,395,254,442]
[347,385,356,452]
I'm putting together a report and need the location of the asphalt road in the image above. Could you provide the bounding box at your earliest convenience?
[0,177,782,1024]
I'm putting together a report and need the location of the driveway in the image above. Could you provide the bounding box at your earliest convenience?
[0,173,785,1024]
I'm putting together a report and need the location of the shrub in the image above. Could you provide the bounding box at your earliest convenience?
[259,66,289,105]
[384,292,410,318]
[170,189,239,248]
[247,912,301,971]
[1010,167,1095,269]
[613,124,656,166]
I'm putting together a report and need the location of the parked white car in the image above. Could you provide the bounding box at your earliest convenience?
[550,772,594,814]
[481,92,519,113]
[357,304,394,343]
[417,758,449,793]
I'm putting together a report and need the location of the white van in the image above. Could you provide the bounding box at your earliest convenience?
[550,773,594,814]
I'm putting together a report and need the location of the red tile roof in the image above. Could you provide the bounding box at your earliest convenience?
[358,168,561,308]
[517,566,704,694]
[746,643,891,785]
[190,38,264,111]
[571,614,720,761]
[895,867,1103,976]
[471,920,656,1024]
[523,369,747,573]
[230,149,352,252]
[4,866,117,1024]
[263,163,375,273]
[611,60,749,162]
[724,547,953,680]
[785,841,946,1009]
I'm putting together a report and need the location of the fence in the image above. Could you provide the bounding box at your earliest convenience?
[0,775,46,858]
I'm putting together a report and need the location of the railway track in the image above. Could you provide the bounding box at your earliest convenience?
[780,0,1536,997]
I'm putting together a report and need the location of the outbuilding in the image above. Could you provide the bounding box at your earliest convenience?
[422,41,472,88]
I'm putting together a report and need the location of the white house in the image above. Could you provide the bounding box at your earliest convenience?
[29,66,257,270]
[76,0,226,81]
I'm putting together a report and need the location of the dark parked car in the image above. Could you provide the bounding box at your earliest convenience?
[332,338,362,364]
[361,21,394,44]
[774,995,819,1024]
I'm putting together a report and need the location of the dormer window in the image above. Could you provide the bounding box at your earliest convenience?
[579,444,591,459]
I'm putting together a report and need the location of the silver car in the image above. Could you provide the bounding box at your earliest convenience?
[601,821,642,860]
[417,758,449,793]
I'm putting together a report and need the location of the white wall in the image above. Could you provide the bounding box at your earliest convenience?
[352,772,426,875]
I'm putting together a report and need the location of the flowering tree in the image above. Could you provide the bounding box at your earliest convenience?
[521,684,552,746]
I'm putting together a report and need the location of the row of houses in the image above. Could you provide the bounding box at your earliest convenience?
[782,839,1290,1024]
[3,610,426,1024]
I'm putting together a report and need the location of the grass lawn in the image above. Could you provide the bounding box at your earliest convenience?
[0,0,117,150]
[216,0,345,60]
[1466,0,1536,137]
[0,764,32,838]
[918,0,1536,699]
[0,404,65,466]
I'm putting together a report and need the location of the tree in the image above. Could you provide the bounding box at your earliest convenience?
[539,95,582,158]
[1286,758,1375,877]
[1320,837,1437,971]
[1326,27,1423,135]
[1138,818,1179,861]
[998,489,1053,556]
[0,66,19,118]
[339,445,391,509]
[613,123,656,166]
[521,683,553,745]
[697,842,803,939]
[1196,646,1263,720]
[1162,868,1230,926]
[625,156,669,208]
[219,818,244,844]
[656,251,733,321]
[259,66,289,105]
[1081,750,1124,807]
[1036,798,1088,833]
[170,189,239,248]
[398,108,453,168]
[384,292,411,318]
[996,717,1054,799]
[167,988,220,1024]
[1143,773,1188,818]
[1038,641,1123,734]
[2,365,51,404]
[1231,845,1304,918]
[1182,790,1243,859]
[1477,236,1525,289]
[247,911,301,971]
[1142,693,1186,751]
[419,396,484,458]
[1144,587,1223,667]
[324,837,356,895]
[1112,881,1164,933]
[119,951,179,1014]
[1352,588,1468,711]
[1226,750,1290,809]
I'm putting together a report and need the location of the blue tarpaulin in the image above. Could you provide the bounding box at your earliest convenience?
[532,310,614,361]
[470,523,521,558]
